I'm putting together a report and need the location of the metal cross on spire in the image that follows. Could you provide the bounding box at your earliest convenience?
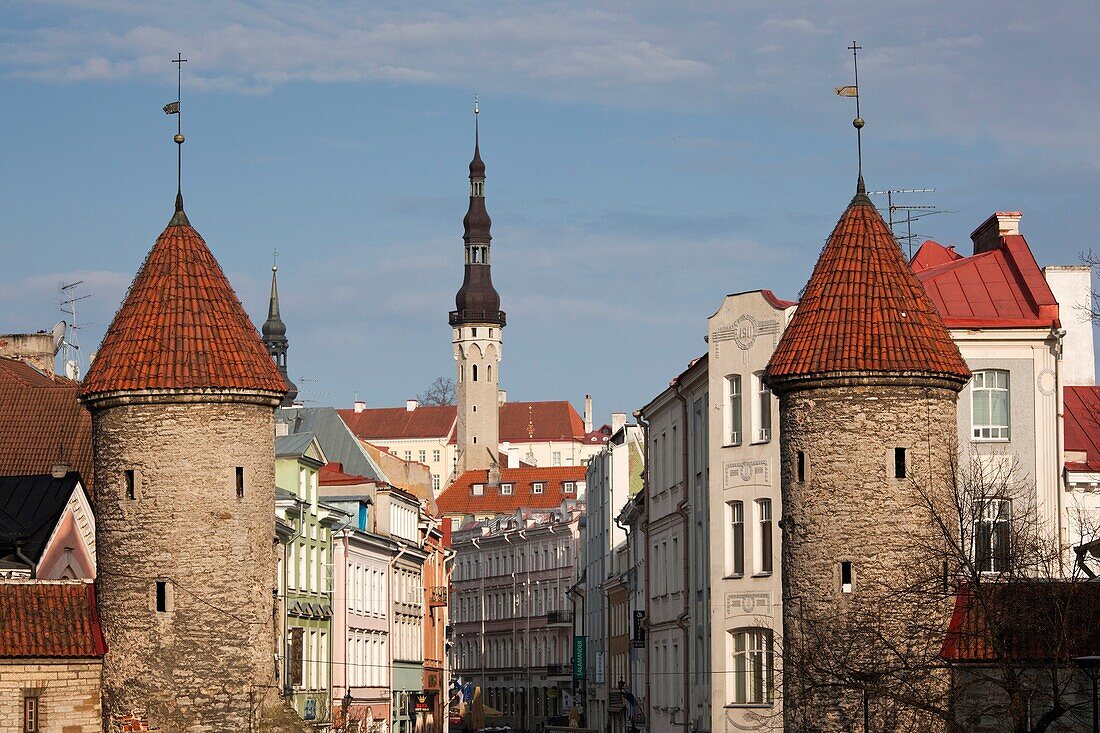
[164,52,188,211]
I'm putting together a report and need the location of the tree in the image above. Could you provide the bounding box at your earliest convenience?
[778,447,1100,733]
[417,377,455,406]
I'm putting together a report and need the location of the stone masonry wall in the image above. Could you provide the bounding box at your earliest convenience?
[0,659,102,733]
[779,382,959,732]
[91,398,278,732]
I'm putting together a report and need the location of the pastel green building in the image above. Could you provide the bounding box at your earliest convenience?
[275,432,351,724]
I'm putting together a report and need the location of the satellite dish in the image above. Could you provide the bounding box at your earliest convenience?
[51,321,67,354]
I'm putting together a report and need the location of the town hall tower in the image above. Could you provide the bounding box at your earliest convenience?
[451,104,505,472]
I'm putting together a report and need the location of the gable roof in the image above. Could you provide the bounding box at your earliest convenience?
[1064,386,1100,472]
[912,234,1059,329]
[275,432,326,464]
[277,407,386,483]
[766,189,969,386]
[80,212,286,398]
[0,472,85,564]
[0,580,106,658]
[0,358,93,489]
[338,400,587,444]
[437,466,586,516]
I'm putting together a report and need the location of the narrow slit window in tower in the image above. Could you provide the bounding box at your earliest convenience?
[841,561,853,593]
[894,448,907,479]
[236,466,245,498]
[472,364,478,382]
[487,364,492,382]
[124,469,136,500]
[156,581,168,612]
[796,451,806,482]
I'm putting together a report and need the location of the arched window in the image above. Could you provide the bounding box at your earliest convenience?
[487,364,492,383]
[472,364,478,382]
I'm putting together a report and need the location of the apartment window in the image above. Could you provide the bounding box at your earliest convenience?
[730,629,773,705]
[972,370,1010,440]
[563,481,575,494]
[552,451,562,466]
[235,466,245,498]
[975,499,1012,573]
[419,450,426,463]
[752,372,771,442]
[23,695,40,732]
[894,448,907,479]
[124,469,136,500]
[726,375,743,445]
[472,484,484,496]
[796,451,806,483]
[728,501,744,576]
[533,482,545,495]
[501,483,514,495]
[404,451,412,461]
[756,499,773,574]
[433,449,441,463]
[840,561,853,593]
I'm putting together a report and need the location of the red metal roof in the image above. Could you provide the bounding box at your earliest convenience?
[0,359,93,490]
[766,192,969,384]
[0,581,106,658]
[1064,386,1100,472]
[318,462,373,486]
[941,582,1100,662]
[80,214,286,398]
[338,401,586,443]
[912,236,1059,329]
[437,466,586,516]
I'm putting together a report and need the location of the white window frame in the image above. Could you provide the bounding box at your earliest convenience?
[725,374,743,445]
[974,498,1012,573]
[727,500,744,577]
[472,483,484,496]
[755,499,773,575]
[533,482,545,495]
[730,628,774,705]
[501,483,514,495]
[562,481,575,494]
[751,371,772,443]
[971,369,1010,440]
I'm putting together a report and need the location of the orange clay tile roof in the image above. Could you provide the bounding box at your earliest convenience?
[338,401,586,443]
[0,358,93,490]
[0,581,106,658]
[765,190,969,385]
[437,465,586,516]
[80,211,286,397]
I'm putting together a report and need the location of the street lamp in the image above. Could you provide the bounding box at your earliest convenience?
[1074,656,1100,733]
[851,670,882,733]
[341,690,353,731]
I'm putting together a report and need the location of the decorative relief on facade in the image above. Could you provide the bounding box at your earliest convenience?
[724,459,770,488]
[1037,367,1056,396]
[713,315,780,351]
[725,591,772,618]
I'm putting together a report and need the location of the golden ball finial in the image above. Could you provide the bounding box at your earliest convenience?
[174,133,185,144]
[853,117,865,130]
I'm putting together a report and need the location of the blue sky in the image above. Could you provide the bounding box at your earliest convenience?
[2,2,1098,419]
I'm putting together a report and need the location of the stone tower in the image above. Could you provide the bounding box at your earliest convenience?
[80,194,288,731]
[262,262,299,407]
[451,106,505,472]
[764,179,971,731]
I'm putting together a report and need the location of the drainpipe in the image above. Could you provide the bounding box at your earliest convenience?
[1053,326,1067,567]
[673,380,692,728]
[504,531,519,726]
[389,543,409,725]
[12,540,36,577]
[632,408,651,728]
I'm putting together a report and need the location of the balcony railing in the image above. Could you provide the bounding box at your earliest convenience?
[429,586,448,607]
[546,610,574,625]
[449,309,507,327]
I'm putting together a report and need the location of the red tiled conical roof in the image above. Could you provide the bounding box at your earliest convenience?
[80,210,286,398]
[765,189,969,388]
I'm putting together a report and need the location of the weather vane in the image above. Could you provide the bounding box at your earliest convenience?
[835,42,864,189]
[163,52,188,209]
[272,249,279,272]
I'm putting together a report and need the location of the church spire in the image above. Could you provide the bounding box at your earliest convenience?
[261,255,298,406]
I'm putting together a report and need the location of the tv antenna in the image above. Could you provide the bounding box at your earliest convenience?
[866,187,955,259]
[59,281,91,379]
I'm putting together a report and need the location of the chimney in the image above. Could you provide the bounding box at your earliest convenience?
[498,389,507,405]
[501,442,512,468]
[354,400,367,413]
[584,394,593,433]
[970,212,1022,255]
[406,399,419,412]
[611,412,628,434]
[488,460,501,487]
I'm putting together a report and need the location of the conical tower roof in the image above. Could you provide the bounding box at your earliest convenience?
[81,209,287,399]
[765,186,969,390]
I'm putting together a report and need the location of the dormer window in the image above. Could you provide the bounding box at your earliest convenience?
[563,482,575,494]
[501,483,513,495]
[473,484,484,496]
[533,482,545,495]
